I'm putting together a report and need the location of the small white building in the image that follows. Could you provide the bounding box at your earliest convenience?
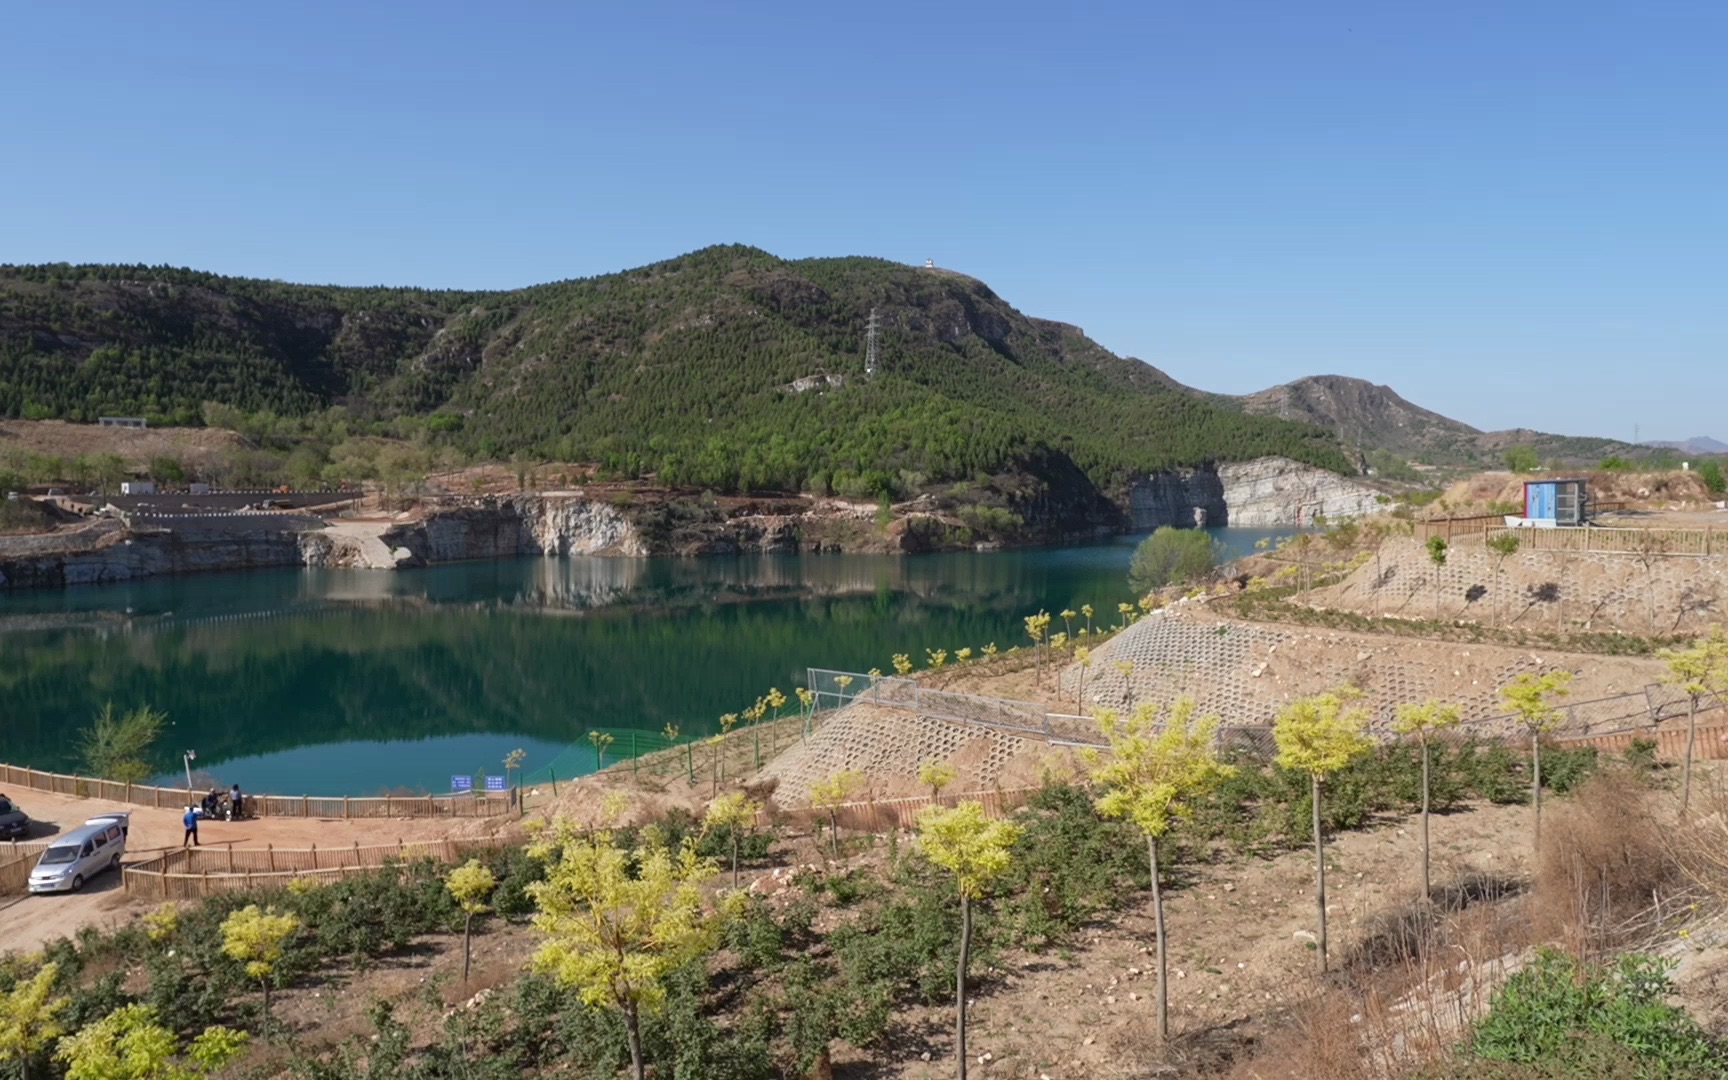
[98,417,148,429]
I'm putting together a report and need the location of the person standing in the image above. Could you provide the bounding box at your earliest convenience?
[182,805,200,847]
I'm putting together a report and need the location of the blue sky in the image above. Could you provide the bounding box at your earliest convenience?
[3,2,1722,441]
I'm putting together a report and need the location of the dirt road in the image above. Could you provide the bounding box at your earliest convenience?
[0,789,462,956]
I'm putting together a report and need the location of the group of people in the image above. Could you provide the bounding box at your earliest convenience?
[181,784,245,847]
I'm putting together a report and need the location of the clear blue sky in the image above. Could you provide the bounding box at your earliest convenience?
[3,2,1722,442]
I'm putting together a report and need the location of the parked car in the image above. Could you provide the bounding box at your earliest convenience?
[0,793,28,840]
[27,813,130,894]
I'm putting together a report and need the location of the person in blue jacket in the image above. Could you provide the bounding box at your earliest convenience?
[182,805,200,847]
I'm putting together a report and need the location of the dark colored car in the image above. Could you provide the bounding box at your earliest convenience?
[0,793,29,840]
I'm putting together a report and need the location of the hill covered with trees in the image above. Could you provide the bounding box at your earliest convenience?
[0,246,1352,498]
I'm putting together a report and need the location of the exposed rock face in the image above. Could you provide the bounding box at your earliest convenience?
[0,516,317,588]
[1129,457,1381,529]
[1216,457,1384,527]
[1128,471,1228,529]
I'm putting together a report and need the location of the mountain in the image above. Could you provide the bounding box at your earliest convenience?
[1235,375,1478,457]
[1645,436,1728,455]
[0,247,1352,497]
[1221,374,1646,469]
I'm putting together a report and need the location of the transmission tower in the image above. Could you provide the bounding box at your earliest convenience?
[864,308,881,377]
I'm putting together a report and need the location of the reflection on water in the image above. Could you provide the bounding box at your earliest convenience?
[0,529,1287,795]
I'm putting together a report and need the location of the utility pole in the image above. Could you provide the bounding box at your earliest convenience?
[865,308,880,377]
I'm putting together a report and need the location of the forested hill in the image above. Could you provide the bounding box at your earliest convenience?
[0,246,1352,495]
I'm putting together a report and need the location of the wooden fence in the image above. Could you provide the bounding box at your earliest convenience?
[121,837,510,899]
[768,786,1040,834]
[0,764,515,819]
[1484,525,1722,556]
[1559,720,1728,762]
[0,842,53,895]
[1413,515,1505,542]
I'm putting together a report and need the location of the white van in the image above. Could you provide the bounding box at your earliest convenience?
[27,813,130,894]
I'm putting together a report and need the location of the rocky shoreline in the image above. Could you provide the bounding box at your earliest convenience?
[0,457,1384,590]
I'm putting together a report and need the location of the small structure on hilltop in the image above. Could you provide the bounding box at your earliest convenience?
[1511,477,1588,528]
[98,416,147,428]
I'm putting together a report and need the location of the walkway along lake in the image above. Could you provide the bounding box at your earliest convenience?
[0,530,1288,796]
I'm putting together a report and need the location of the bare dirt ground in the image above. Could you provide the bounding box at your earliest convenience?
[1432,469,1717,516]
[0,419,248,471]
[844,800,1538,1080]
[0,789,461,957]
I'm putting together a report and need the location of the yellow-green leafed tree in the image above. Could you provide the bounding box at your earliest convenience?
[808,770,864,857]
[1274,689,1373,973]
[1392,699,1462,901]
[1658,627,1728,817]
[916,802,1022,1080]
[926,648,948,670]
[1073,646,1092,710]
[588,730,616,771]
[527,827,718,1080]
[1087,700,1233,1042]
[446,859,498,983]
[1081,604,1094,635]
[219,905,299,1025]
[0,963,68,1080]
[765,687,787,722]
[795,686,815,718]
[1501,670,1574,852]
[703,791,763,888]
[892,653,914,676]
[55,1004,245,1080]
[1059,608,1077,637]
[918,758,957,805]
[1025,611,1052,684]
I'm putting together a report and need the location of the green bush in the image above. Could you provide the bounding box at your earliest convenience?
[1698,459,1725,495]
[1128,526,1223,592]
[1459,949,1728,1077]
[993,783,1148,944]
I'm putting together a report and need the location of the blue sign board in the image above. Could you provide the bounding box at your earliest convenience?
[450,775,473,793]
[484,775,507,792]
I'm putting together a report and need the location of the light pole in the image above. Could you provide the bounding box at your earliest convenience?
[183,750,196,794]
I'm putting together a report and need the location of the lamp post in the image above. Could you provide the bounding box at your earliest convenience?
[183,750,196,794]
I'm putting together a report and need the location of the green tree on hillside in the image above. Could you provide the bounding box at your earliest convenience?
[528,823,718,1080]
[1087,700,1232,1043]
[77,703,167,784]
[1274,688,1373,974]
[1503,445,1540,473]
[1392,699,1462,901]
[1657,628,1728,818]
[916,801,1021,1080]
[1501,671,1573,852]
[1128,527,1222,593]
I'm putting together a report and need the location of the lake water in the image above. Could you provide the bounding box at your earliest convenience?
[0,529,1287,795]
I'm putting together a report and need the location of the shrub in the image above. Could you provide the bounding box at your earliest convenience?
[993,783,1148,944]
[1698,459,1725,495]
[1462,949,1728,1076]
[1128,526,1222,592]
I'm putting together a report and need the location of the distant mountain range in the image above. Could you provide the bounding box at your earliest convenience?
[1643,436,1728,455]
[1136,368,1658,469]
[0,245,1679,492]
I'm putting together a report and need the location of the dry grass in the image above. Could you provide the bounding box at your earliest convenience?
[1223,768,1703,1079]
[1532,767,1691,958]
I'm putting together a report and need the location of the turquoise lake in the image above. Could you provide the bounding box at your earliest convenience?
[0,529,1288,795]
